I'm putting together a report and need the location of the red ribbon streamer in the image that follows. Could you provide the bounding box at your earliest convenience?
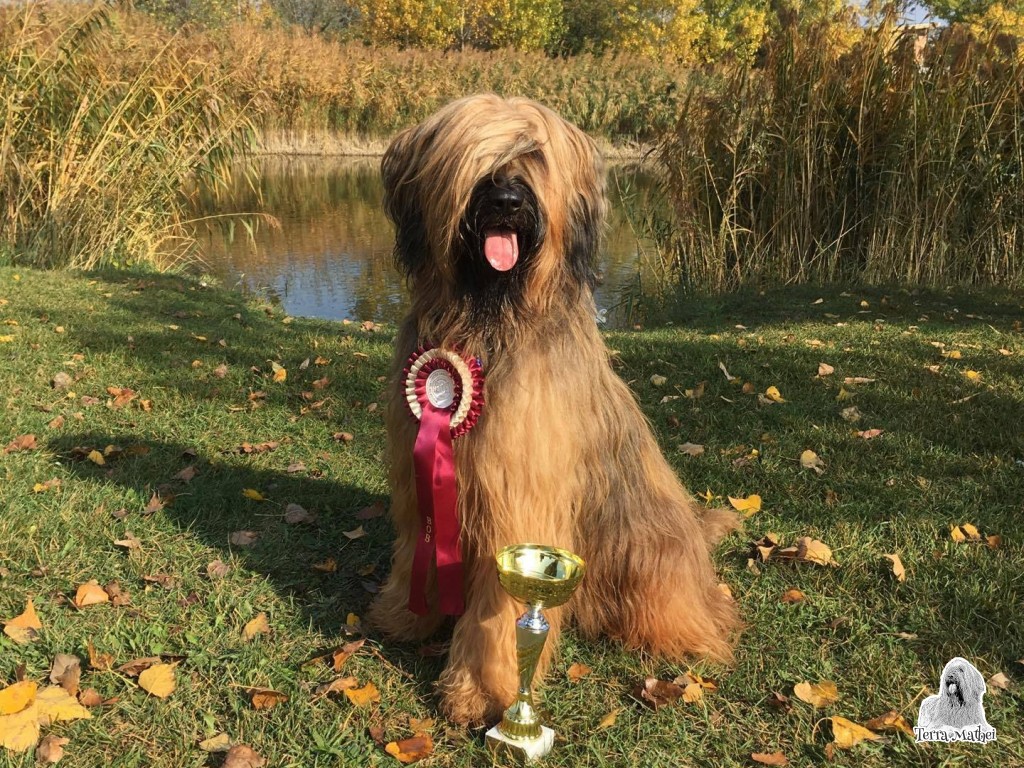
[409,402,465,616]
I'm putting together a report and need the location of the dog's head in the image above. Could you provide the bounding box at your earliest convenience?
[382,94,606,326]
[940,657,985,709]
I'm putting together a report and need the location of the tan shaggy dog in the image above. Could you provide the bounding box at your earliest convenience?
[367,94,739,725]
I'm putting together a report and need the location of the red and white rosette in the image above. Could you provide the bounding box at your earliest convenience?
[403,347,484,616]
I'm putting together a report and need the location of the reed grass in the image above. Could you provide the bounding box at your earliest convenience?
[0,2,257,271]
[659,17,1024,290]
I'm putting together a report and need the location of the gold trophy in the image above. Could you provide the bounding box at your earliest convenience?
[485,544,586,763]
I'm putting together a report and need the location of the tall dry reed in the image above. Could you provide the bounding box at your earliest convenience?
[0,2,257,270]
[660,18,1023,290]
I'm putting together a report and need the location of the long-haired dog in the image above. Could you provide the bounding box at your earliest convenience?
[917,657,991,730]
[367,94,739,725]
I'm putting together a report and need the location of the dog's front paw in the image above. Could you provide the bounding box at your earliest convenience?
[437,664,512,726]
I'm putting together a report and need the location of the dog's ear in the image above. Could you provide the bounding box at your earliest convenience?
[564,129,608,290]
[382,126,433,279]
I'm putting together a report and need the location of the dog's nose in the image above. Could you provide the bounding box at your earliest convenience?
[489,186,523,215]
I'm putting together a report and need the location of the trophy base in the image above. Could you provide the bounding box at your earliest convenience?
[484,724,555,763]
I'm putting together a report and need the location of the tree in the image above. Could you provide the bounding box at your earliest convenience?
[464,0,565,51]
[269,0,359,34]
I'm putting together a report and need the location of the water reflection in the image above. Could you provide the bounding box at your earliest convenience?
[193,157,661,328]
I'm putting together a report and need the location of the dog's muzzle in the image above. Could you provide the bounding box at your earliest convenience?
[464,175,540,274]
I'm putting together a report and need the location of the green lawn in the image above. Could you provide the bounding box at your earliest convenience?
[0,267,1021,767]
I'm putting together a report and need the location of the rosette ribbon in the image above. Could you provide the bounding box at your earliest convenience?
[404,346,484,615]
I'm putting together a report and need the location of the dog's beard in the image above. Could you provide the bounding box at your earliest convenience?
[455,174,544,325]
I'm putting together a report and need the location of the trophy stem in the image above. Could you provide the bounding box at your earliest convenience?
[498,602,548,741]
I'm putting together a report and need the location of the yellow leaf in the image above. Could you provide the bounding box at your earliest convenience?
[781,588,805,604]
[3,598,43,644]
[793,680,839,708]
[0,335,14,343]
[248,687,288,710]
[138,663,176,698]
[864,710,914,738]
[941,349,962,359]
[831,715,882,748]
[384,734,434,763]
[798,537,836,566]
[682,682,704,702]
[0,701,40,752]
[836,386,852,401]
[817,363,835,377]
[87,449,106,466]
[567,663,592,683]
[344,682,380,708]
[271,362,287,382]
[0,682,37,716]
[961,523,981,539]
[242,488,265,501]
[35,685,91,724]
[883,554,906,582]
[73,581,109,609]
[346,613,360,627]
[950,525,967,542]
[751,753,789,766]
[242,612,271,641]
[964,370,982,381]
[800,450,825,474]
[764,386,786,403]
[597,708,622,729]
[728,494,762,516]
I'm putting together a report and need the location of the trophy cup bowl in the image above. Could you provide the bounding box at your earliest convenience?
[485,544,586,763]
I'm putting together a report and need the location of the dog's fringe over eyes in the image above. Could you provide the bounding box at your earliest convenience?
[369,94,741,727]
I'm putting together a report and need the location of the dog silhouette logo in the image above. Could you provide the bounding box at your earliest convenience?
[914,657,997,743]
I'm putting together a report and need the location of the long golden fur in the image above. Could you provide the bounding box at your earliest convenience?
[367,94,739,725]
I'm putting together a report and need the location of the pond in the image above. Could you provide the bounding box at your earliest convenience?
[193,156,665,329]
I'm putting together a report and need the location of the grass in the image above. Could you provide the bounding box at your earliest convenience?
[1,266,1022,766]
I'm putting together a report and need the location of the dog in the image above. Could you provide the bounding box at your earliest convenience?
[917,657,991,730]
[367,94,739,725]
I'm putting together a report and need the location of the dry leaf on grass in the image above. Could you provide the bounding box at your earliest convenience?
[73,581,109,609]
[987,672,1011,693]
[633,678,685,711]
[883,554,906,582]
[344,682,380,708]
[781,589,806,604]
[229,530,259,547]
[678,442,705,456]
[764,386,786,403]
[864,710,914,737]
[36,733,69,763]
[0,681,36,715]
[752,752,789,766]
[246,687,288,711]
[49,655,81,697]
[597,708,622,729]
[3,598,42,644]
[223,744,267,768]
[315,677,359,697]
[830,716,882,748]
[800,450,825,474]
[198,732,232,752]
[567,663,592,683]
[138,664,176,698]
[242,613,271,641]
[793,680,839,708]
[728,494,762,516]
[384,734,434,764]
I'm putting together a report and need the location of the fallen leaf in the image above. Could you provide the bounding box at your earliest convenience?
[567,663,592,683]
[3,598,43,644]
[284,503,315,525]
[764,386,786,403]
[35,685,91,722]
[174,466,198,483]
[247,687,288,710]
[0,681,36,715]
[343,526,366,540]
[986,535,1002,550]
[36,734,69,763]
[800,449,825,474]
[138,664,176,698]
[830,715,881,748]
[113,532,142,551]
[3,434,37,453]
[741,381,756,394]
[649,374,667,387]
[344,682,380,708]
[206,559,231,579]
[47,415,65,430]
[883,554,906,582]
[776,537,836,566]
[719,361,736,381]
[356,502,386,520]
[199,732,232,752]
[312,558,337,573]
[76,689,104,707]
[271,362,287,382]
[751,753,789,766]
[213,364,229,379]
[86,449,106,466]
[843,377,875,385]
[597,708,622,729]
[685,381,706,399]
[223,744,267,768]
[794,680,839,708]
[856,429,884,440]
[241,488,265,502]
[315,676,359,696]
[941,350,962,359]
[678,442,705,456]
[781,588,805,604]
[384,734,434,764]
[142,493,166,515]
[864,710,914,737]
[242,613,271,641]
[817,363,835,377]
[0,700,40,752]
[73,581,109,609]
[117,657,161,676]
[86,641,114,671]
[408,717,433,735]
[634,678,683,711]
[229,530,259,547]
[49,655,81,696]
[33,478,62,493]
[331,639,366,672]
[728,494,762,516]
[987,672,1011,693]
[334,432,354,443]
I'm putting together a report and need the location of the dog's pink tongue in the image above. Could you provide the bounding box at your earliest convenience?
[484,230,518,271]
